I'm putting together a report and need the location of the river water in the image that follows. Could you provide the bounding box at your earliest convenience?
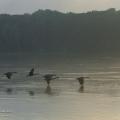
[0,56,120,120]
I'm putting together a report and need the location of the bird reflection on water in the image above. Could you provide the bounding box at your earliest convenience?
[78,85,84,93]
[45,85,52,95]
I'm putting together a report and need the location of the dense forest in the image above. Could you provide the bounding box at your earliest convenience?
[0,8,120,55]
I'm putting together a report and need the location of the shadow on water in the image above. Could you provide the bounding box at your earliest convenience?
[78,85,84,93]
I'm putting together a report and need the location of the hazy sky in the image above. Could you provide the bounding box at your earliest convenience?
[0,0,120,14]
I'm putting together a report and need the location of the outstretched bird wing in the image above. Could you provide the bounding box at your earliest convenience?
[28,68,34,76]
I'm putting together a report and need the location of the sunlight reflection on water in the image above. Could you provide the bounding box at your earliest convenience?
[0,57,120,120]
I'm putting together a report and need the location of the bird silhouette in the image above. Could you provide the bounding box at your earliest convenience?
[27,68,35,77]
[43,74,58,86]
[77,77,85,86]
[77,76,89,86]
[4,72,17,79]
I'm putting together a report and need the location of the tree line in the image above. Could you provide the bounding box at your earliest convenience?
[0,8,120,55]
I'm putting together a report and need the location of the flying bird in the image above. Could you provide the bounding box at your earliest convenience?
[77,77,89,86]
[43,74,58,86]
[4,72,17,79]
[27,68,35,77]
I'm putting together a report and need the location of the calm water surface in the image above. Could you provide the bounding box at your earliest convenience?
[0,56,120,120]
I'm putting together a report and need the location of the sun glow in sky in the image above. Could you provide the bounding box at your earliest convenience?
[0,0,119,14]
